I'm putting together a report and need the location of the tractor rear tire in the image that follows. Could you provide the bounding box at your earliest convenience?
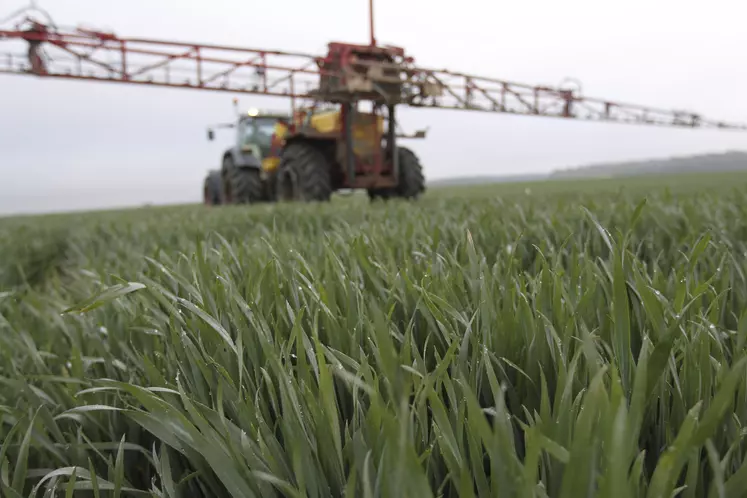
[203,170,223,205]
[367,146,426,201]
[394,146,426,199]
[276,141,332,202]
[223,156,264,204]
[367,188,392,201]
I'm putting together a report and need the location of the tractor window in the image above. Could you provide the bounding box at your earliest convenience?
[242,117,276,149]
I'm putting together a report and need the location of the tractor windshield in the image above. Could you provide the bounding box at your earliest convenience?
[241,117,277,158]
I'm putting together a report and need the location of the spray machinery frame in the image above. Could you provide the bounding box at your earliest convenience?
[296,41,425,190]
[3,5,745,132]
[281,102,404,191]
[340,100,400,189]
[205,39,436,197]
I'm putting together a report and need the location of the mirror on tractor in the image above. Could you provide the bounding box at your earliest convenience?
[207,129,215,141]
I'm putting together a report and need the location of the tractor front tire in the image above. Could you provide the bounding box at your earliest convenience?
[223,156,264,204]
[394,146,426,199]
[203,170,223,205]
[276,142,332,202]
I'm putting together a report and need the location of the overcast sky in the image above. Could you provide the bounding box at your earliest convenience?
[1,0,745,215]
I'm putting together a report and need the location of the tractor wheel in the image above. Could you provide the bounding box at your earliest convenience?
[203,170,223,205]
[393,146,426,199]
[223,155,264,204]
[276,141,332,202]
[367,147,426,202]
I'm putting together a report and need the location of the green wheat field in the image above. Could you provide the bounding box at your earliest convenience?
[3,171,747,497]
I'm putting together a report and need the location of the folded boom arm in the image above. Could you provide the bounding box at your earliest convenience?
[1,17,745,131]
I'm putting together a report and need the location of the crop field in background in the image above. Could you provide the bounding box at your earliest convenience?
[3,170,747,497]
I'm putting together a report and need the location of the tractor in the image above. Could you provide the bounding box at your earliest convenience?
[202,42,431,206]
[203,107,290,205]
[202,105,427,205]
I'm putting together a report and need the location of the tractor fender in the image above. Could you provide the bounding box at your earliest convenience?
[224,146,261,170]
[283,131,334,146]
[280,134,336,158]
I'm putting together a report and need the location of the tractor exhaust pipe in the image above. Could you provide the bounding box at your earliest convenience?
[369,0,376,46]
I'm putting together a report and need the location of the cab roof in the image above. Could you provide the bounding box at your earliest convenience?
[239,110,291,121]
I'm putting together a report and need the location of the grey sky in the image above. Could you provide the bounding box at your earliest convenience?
[1,0,745,215]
